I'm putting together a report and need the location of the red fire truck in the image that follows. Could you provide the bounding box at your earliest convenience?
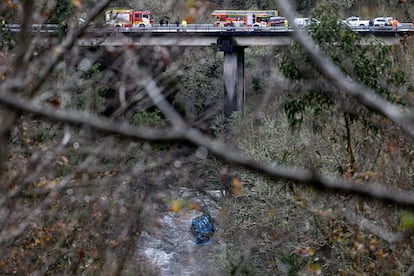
[211,10,278,28]
[105,9,153,28]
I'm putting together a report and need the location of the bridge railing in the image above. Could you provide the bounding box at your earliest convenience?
[349,23,413,31]
[1,23,62,33]
[102,23,414,33]
[104,24,291,33]
[1,22,413,35]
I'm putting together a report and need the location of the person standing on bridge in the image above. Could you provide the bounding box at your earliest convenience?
[392,18,398,31]
[175,19,180,32]
[284,18,289,31]
[181,19,187,31]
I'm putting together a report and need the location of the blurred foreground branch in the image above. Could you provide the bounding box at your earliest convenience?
[1,77,414,209]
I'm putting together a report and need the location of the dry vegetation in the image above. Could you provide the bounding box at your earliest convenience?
[208,108,414,274]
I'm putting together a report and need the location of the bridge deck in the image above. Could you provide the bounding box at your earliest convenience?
[78,27,412,47]
[3,23,412,47]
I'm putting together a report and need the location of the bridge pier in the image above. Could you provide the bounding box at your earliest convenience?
[218,38,245,120]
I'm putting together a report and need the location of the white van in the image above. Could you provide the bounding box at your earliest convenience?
[294,17,320,27]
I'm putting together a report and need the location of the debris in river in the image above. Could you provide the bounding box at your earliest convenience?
[190,214,215,244]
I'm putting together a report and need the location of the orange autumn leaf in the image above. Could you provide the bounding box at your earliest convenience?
[232,177,243,195]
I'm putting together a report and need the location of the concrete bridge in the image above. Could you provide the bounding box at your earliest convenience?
[78,26,414,118]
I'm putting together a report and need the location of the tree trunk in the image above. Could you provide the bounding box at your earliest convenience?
[0,105,16,172]
[344,112,357,174]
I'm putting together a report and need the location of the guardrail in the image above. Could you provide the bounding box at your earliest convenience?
[346,23,413,31]
[1,23,62,33]
[104,24,414,33]
[109,24,287,33]
[1,22,413,34]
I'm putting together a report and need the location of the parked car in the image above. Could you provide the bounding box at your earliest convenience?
[269,16,286,26]
[294,17,320,27]
[343,16,370,27]
[373,17,393,26]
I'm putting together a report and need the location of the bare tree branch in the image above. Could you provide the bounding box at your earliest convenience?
[0,92,183,141]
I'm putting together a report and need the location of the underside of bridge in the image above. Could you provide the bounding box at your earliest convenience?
[77,32,291,119]
[76,30,409,120]
[218,38,245,120]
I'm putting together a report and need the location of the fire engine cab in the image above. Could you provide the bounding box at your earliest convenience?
[105,9,153,28]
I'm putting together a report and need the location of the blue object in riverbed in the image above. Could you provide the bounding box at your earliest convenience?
[190,214,214,244]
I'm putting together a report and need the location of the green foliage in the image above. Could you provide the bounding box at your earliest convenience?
[283,99,305,128]
[296,0,316,12]
[400,211,414,230]
[81,63,101,80]
[45,1,73,24]
[276,250,302,276]
[107,1,134,10]
[97,87,110,98]
[31,121,61,144]
[70,91,86,110]
[351,44,406,103]
[279,2,407,129]
[175,49,223,117]
[0,30,17,50]
[283,90,333,128]
[68,63,109,113]
[251,77,263,93]
[131,110,166,127]
[228,255,253,275]
[279,47,305,80]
